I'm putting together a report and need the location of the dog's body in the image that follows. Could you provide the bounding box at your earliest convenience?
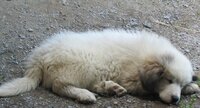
[0,29,199,104]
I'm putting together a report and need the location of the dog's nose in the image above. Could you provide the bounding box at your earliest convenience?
[171,95,179,104]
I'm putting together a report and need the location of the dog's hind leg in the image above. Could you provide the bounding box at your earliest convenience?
[52,79,96,103]
[182,83,200,95]
[92,81,127,96]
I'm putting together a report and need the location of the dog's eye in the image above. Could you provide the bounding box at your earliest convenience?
[167,79,173,84]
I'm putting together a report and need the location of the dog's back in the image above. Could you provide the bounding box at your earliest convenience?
[0,29,196,104]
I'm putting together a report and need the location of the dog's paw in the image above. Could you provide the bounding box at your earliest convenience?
[77,89,96,103]
[105,81,127,96]
[182,83,200,95]
[112,85,127,96]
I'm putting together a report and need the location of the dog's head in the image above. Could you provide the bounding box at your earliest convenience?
[139,54,194,104]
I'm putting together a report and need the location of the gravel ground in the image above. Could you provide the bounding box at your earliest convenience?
[0,0,200,108]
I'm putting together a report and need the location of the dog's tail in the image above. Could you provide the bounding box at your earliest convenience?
[0,65,42,97]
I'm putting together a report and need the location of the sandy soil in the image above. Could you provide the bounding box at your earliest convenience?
[0,0,200,108]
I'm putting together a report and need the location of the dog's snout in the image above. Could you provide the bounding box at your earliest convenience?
[171,95,179,104]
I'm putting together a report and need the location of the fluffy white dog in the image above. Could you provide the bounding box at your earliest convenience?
[0,29,199,104]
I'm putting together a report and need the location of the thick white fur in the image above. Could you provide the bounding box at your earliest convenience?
[0,29,198,103]
[0,77,37,96]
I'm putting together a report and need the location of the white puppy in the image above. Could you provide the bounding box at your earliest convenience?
[0,29,199,104]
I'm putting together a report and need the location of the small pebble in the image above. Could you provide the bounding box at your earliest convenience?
[129,18,139,27]
[18,34,26,39]
[10,68,14,72]
[27,28,34,32]
[50,25,55,28]
[143,103,147,107]
[196,94,200,99]
[127,99,131,103]
[183,4,189,8]
[163,14,171,20]
[3,43,8,48]
[185,49,190,53]
[143,21,152,29]
[132,100,136,103]
[18,46,23,49]
[113,101,118,105]
[62,0,67,6]
[11,61,19,65]
[67,105,73,108]
[97,96,101,99]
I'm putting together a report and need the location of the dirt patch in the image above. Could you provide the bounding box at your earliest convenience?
[0,0,200,108]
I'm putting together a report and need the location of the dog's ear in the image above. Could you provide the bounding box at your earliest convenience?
[139,61,164,92]
[160,54,174,65]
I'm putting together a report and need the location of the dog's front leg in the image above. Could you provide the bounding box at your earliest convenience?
[182,83,200,95]
[92,80,127,96]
